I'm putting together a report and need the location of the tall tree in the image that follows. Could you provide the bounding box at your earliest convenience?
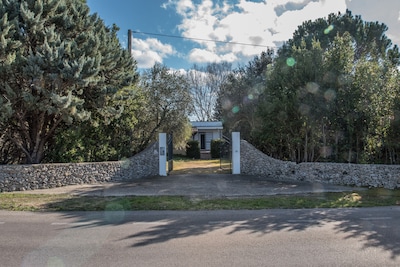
[352,58,398,163]
[217,51,273,141]
[255,10,400,163]
[187,62,231,122]
[255,41,324,161]
[44,86,146,163]
[138,63,192,150]
[288,9,399,64]
[323,32,358,162]
[0,0,138,163]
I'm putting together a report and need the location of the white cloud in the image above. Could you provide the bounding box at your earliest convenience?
[166,0,347,64]
[346,0,400,47]
[188,48,238,63]
[188,48,222,63]
[162,0,194,14]
[131,38,176,68]
[273,0,347,41]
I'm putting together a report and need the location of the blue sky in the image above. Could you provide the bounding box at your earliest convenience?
[87,0,400,70]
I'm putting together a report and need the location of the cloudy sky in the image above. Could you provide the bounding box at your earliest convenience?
[87,0,400,70]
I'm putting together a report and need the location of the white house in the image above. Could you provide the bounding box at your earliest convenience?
[191,121,223,159]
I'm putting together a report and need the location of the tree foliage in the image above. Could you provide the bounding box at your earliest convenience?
[46,63,193,162]
[287,10,399,63]
[45,86,146,162]
[252,10,400,163]
[0,0,138,163]
[216,50,273,141]
[138,63,193,150]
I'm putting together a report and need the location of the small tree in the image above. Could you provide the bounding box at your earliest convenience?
[210,139,224,159]
[186,140,200,159]
[137,64,192,150]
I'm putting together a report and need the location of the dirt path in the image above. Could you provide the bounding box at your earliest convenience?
[170,159,231,175]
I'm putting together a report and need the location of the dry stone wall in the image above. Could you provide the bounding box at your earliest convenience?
[3,139,399,192]
[241,140,400,189]
[0,142,159,192]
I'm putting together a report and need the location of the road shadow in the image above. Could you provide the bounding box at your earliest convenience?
[56,207,400,260]
[15,170,399,260]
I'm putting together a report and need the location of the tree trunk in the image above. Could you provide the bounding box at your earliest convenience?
[12,112,63,164]
[303,130,308,162]
[29,141,45,164]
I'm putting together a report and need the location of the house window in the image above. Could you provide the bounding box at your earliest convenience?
[200,133,206,150]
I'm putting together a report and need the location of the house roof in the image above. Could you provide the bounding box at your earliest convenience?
[191,121,223,130]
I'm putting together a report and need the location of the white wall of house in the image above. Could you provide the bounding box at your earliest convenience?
[193,130,221,150]
[191,121,223,152]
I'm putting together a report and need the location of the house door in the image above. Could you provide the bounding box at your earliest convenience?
[200,133,206,150]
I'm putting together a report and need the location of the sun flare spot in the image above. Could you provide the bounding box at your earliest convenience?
[286,57,296,67]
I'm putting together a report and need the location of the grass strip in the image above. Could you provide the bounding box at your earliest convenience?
[0,188,399,212]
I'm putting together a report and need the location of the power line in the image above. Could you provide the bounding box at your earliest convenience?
[131,30,276,49]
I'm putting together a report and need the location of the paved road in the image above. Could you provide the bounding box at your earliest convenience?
[13,174,362,197]
[1,207,399,266]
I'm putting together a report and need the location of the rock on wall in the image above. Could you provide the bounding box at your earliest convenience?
[241,140,400,189]
[0,142,159,192]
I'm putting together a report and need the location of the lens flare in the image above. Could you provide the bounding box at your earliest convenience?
[104,207,126,223]
[337,74,348,86]
[222,98,232,110]
[47,257,65,267]
[320,146,332,158]
[324,89,336,102]
[306,82,319,94]
[121,158,131,169]
[324,25,334,34]
[232,106,240,114]
[299,103,310,115]
[286,57,296,67]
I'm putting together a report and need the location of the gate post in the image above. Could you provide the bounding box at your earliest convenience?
[159,133,167,176]
[232,132,240,174]
[167,133,173,173]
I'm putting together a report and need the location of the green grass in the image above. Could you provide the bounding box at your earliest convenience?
[0,188,399,211]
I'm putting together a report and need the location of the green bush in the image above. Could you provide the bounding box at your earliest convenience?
[211,139,224,158]
[186,140,200,159]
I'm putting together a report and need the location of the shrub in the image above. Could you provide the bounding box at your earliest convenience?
[211,139,224,158]
[186,140,200,159]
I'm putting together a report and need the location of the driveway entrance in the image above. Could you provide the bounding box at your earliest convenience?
[159,132,240,176]
[170,158,231,175]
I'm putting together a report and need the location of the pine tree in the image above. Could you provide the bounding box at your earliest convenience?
[0,0,138,163]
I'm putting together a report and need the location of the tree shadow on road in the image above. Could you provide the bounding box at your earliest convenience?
[58,207,400,260]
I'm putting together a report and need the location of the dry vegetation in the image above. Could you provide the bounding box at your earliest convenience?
[171,158,231,175]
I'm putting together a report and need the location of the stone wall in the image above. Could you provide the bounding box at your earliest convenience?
[3,139,400,192]
[241,140,400,189]
[0,142,159,192]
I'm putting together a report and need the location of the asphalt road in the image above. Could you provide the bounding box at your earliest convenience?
[1,207,399,266]
[15,174,361,197]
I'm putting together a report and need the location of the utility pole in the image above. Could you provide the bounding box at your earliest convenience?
[128,29,132,57]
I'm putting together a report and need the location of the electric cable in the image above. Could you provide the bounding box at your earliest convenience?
[131,30,277,49]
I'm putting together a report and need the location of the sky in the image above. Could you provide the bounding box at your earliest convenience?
[86,0,400,70]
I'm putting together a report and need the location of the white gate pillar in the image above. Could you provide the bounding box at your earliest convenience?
[159,133,167,176]
[232,132,240,174]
